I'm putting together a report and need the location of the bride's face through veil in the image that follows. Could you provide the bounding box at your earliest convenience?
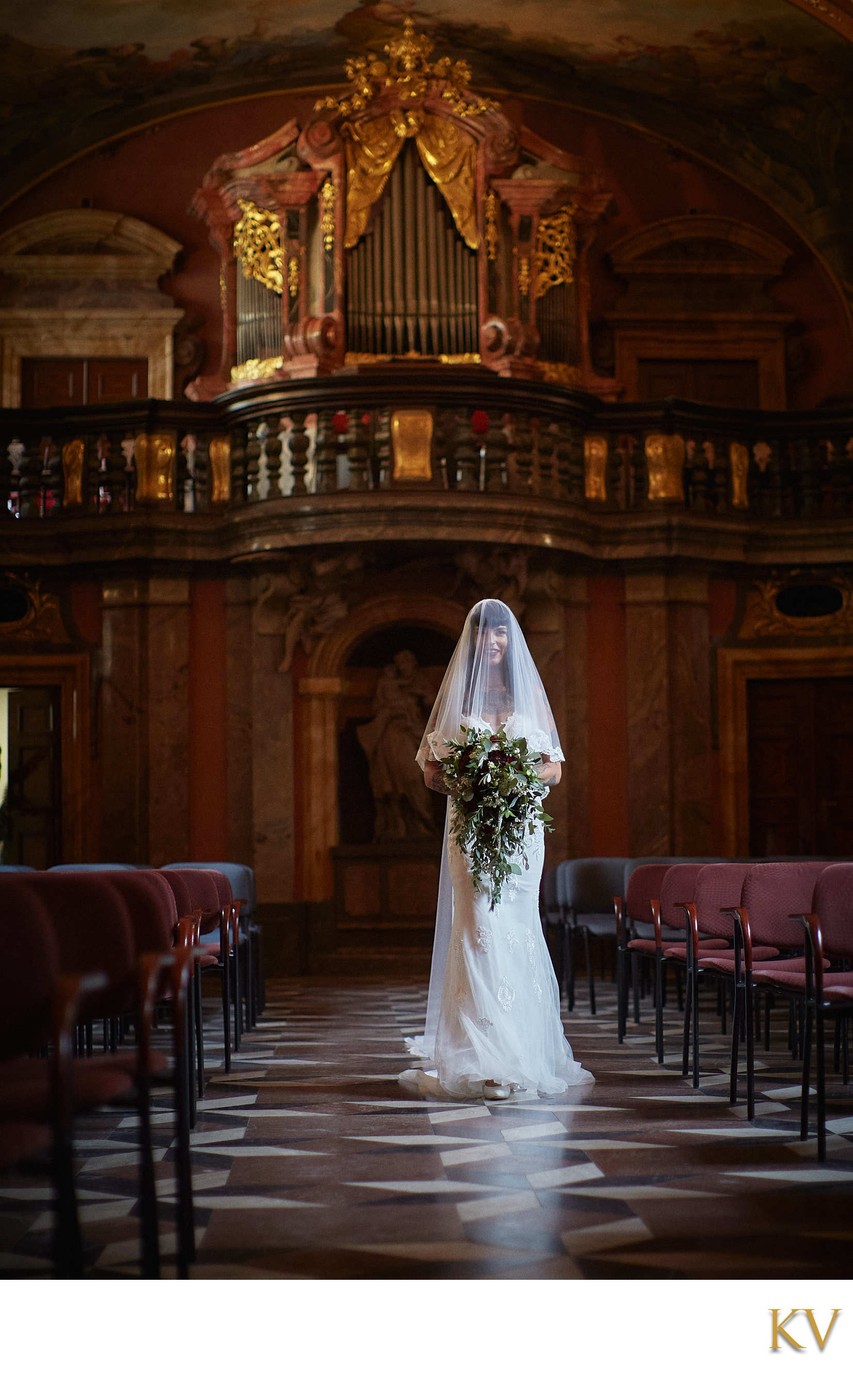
[463,599,515,718]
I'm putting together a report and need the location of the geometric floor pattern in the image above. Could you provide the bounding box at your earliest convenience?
[2,975,853,1279]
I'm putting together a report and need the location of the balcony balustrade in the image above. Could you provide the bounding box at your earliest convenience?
[2,370,852,566]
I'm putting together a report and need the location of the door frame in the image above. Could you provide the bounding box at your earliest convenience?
[0,652,91,862]
[717,645,853,856]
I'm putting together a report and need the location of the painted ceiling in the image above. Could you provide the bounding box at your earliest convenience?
[1,1,851,290]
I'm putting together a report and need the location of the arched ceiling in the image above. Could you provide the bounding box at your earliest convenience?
[1,1,851,293]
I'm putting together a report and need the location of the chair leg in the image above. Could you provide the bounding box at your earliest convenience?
[631,951,641,1025]
[654,954,664,1063]
[194,964,205,1103]
[745,977,756,1120]
[729,979,742,1105]
[582,928,596,1015]
[616,944,627,1042]
[137,1073,161,1279]
[691,961,701,1089]
[681,965,691,1077]
[800,1001,812,1141]
[52,1134,84,1279]
[221,960,232,1073]
[816,1008,827,1162]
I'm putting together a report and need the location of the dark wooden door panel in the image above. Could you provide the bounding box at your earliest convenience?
[4,686,61,868]
[21,358,86,407]
[89,357,148,402]
[637,358,760,408]
[748,677,853,857]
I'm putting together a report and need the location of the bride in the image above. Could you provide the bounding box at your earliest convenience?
[401,598,593,1101]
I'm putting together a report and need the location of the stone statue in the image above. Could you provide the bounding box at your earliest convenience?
[357,649,436,840]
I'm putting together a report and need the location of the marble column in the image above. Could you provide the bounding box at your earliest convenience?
[624,572,712,856]
[100,576,190,863]
[297,677,342,902]
[101,579,148,861]
[225,576,253,866]
[251,581,295,903]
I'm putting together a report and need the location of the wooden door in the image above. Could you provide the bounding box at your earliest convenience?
[3,686,62,868]
[747,677,853,856]
[21,357,148,406]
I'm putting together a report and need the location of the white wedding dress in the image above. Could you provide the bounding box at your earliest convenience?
[402,789,593,1099]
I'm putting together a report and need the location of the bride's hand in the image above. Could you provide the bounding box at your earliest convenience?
[424,759,450,794]
[537,756,562,786]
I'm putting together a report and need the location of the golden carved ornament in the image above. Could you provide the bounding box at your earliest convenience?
[315,18,499,122]
[540,361,582,388]
[730,441,750,510]
[230,356,285,382]
[485,190,498,263]
[534,207,576,300]
[207,436,232,505]
[320,180,336,253]
[343,111,478,249]
[133,431,176,505]
[61,438,85,507]
[391,409,434,482]
[584,434,608,501]
[233,198,283,295]
[645,433,685,502]
[287,254,300,300]
[344,351,481,366]
[742,575,853,639]
[518,254,531,299]
[0,575,70,645]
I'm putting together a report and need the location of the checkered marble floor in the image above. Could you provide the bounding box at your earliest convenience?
[2,976,853,1279]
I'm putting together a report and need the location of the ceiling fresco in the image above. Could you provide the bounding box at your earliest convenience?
[1,1,851,291]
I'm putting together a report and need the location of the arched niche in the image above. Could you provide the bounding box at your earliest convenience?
[0,209,183,405]
[298,592,465,900]
[605,214,796,408]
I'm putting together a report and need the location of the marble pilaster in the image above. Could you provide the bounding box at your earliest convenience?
[251,584,295,903]
[225,576,254,866]
[624,572,712,856]
[146,578,190,865]
[101,579,148,861]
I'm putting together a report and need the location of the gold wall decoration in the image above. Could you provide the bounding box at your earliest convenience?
[344,351,480,366]
[342,112,478,249]
[233,198,283,295]
[134,431,176,504]
[534,207,576,299]
[391,409,434,481]
[518,255,531,298]
[315,19,499,124]
[730,441,750,509]
[320,180,336,252]
[485,190,498,263]
[540,361,582,387]
[61,438,85,507]
[0,574,71,645]
[230,356,285,382]
[645,433,685,502]
[207,436,232,505]
[287,254,300,299]
[584,434,608,501]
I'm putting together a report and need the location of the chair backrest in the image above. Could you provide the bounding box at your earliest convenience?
[692,863,753,940]
[10,873,138,1018]
[98,871,179,954]
[556,858,631,915]
[0,876,61,1058]
[158,867,226,934]
[165,861,255,912]
[624,863,671,925]
[809,863,853,963]
[48,863,139,871]
[658,862,708,932]
[540,865,558,920]
[740,860,831,949]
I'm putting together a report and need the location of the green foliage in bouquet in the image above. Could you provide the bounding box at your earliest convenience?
[441,725,553,909]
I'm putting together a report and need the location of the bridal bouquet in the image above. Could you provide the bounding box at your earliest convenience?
[441,725,553,908]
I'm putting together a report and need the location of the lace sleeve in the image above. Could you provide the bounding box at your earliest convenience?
[521,726,565,762]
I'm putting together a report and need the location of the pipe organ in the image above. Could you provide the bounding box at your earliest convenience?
[189,20,612,399]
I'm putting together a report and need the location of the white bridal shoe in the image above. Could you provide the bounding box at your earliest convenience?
[483,1080,512,1100]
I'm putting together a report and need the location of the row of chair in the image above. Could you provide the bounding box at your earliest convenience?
[613,858,853,1159]
[0,859,257,1276]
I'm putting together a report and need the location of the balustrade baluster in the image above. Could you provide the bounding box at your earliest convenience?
[347,412,370,492]
[435,410,457,489]
[537,424,556,498]
[511,413,533,493]
[554,432,572,501]
[454,418,479,491]
[265,422,283,499]
[484,412,507,492]
[795,438,819,516]
[230,425,248,503]
[120,436,136,512]
[374,409,391,489]
[290,412,310,495]
[245,424,262,502]
[192,434,210,511]
[17,438,40,518]
[5,438,24,516]
[105,434,127,511]
[711,437,729,512]
[686,437,708,513]
[314,411,338,493]
[41,438,62,516]
[828,435,851,514]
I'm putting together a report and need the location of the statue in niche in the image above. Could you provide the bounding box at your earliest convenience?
[357,649,436,840]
